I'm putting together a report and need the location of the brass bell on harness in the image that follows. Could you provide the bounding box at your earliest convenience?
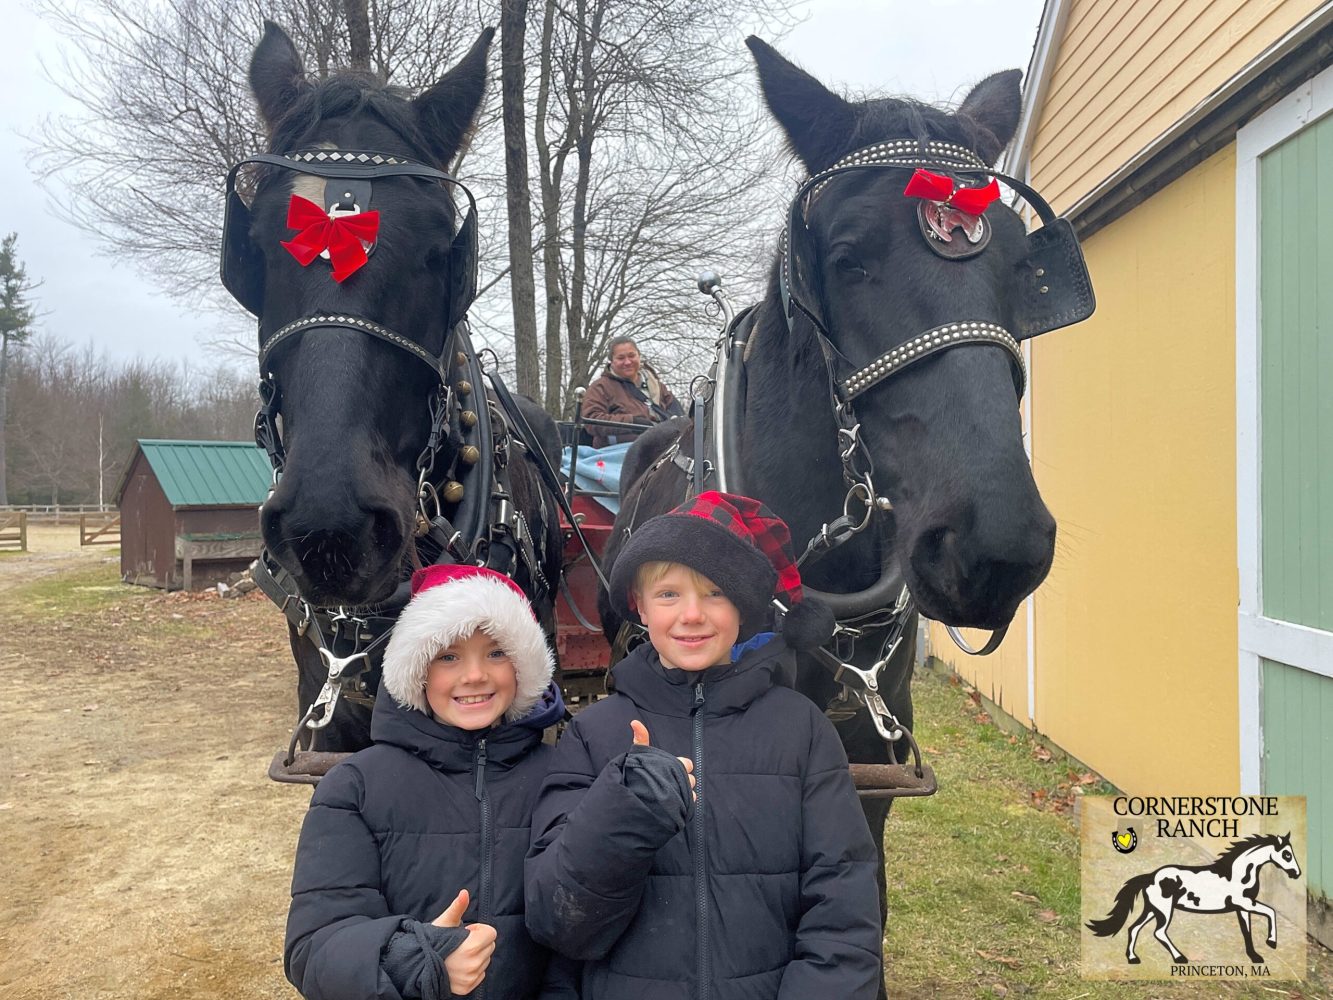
[456,379,472,397]
[443,481,465,503]
[460,409,477,428]
[455,351,469,368]
[460,445,480,465]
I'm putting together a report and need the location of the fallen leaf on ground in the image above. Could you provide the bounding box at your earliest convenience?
[1011,890,1039,903]
[1036,909,1059,924]
[1032,745,1053,762]
[976,950,1021,969]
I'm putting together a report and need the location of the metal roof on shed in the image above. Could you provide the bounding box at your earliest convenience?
[127,440,270,508]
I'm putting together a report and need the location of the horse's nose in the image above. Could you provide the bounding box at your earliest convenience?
[908,507,1055,626]
[262,486,405,601]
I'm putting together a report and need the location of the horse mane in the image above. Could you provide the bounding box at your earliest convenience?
[1208,832,1284,873]
[270,74,442,167]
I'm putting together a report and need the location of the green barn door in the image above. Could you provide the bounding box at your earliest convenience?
[1256,105,1333,903]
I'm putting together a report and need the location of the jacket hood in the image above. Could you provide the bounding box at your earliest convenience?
[608,635,795,718]
[369,679,553,771]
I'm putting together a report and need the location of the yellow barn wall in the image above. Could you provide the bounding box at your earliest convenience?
[1034,145,1239,793]
[930,147,1240,794]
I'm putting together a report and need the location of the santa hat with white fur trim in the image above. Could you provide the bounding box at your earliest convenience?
[381,564,555,722]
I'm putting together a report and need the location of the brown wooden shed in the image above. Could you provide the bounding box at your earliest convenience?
[114,440,269,591]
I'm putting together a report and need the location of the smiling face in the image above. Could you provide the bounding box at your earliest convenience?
[424,629,518,729]
[610,341,641,382]
[635,563,741,672]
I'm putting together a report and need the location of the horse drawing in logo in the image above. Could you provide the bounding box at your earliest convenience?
[1087,833,1301,965]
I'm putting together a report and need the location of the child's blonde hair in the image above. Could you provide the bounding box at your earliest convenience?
[633,560,723,596]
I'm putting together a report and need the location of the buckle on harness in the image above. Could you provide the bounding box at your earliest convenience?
[306,648,374,730]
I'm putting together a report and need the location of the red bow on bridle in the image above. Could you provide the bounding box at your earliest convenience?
[902,168,1001,216]
[280,194,381,283]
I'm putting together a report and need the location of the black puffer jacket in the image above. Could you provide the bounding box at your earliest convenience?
[285,684,576,1000]
[525,638,881,1000]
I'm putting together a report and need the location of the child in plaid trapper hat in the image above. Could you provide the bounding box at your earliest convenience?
[526,492,881,1000]
[605,490,835,650]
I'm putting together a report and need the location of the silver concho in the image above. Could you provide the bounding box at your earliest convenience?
[917,200,991,260]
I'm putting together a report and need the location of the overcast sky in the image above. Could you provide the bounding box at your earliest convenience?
[2,0,1045,368]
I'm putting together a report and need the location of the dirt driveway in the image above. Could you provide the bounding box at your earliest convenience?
[0,529,307,999]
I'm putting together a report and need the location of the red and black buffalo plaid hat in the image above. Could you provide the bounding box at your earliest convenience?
[609,490,834,650]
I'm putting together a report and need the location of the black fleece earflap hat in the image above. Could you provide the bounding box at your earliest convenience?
[610,490,835,650]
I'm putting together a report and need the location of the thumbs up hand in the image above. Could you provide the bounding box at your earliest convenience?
[629,720,695,801]
[432,888,497,995]
[432,889,469,928]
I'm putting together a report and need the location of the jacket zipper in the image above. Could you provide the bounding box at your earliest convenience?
[474,737,491,1000]
[692,683,710,1000]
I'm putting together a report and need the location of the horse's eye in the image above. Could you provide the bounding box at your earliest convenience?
[832,253,865,281]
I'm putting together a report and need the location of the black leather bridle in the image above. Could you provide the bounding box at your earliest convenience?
[220,147,547,742]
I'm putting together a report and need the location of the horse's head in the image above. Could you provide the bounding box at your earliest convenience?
[749,38,1066,630]
[1267,833,1302,880]
[238,23,492,606]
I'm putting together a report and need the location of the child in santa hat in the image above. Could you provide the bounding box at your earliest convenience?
[285,564,576,1000]
[526,491,882,1000]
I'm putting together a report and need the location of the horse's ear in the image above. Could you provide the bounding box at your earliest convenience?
[746,36,854,173]
[413,27,495,167]
[249,21,311,132]
[956,70,1023,165]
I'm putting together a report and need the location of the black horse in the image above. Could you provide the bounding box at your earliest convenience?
[232,24,562,752]
[601,37,1091,988]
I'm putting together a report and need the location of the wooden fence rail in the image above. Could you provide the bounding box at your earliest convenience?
[0,512,28,552]
[80,513,122,547]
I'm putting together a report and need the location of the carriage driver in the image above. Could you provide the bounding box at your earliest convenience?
[285,564,577,1000]
[580,336,684,448]
[526,491,884,1000]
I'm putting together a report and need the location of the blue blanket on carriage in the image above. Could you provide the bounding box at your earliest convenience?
[561,443,631,515]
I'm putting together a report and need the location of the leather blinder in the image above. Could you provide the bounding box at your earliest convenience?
[221,188,265,317]
[1011,218,1095,339]
[448,207,479,329]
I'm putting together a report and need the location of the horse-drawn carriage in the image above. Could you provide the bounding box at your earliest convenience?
[223,25,1093,972]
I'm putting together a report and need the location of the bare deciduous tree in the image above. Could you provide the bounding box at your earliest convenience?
[499,0,540,397]
[4,331,258,505]
[30,0,476,303]
[30,0,801,415]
